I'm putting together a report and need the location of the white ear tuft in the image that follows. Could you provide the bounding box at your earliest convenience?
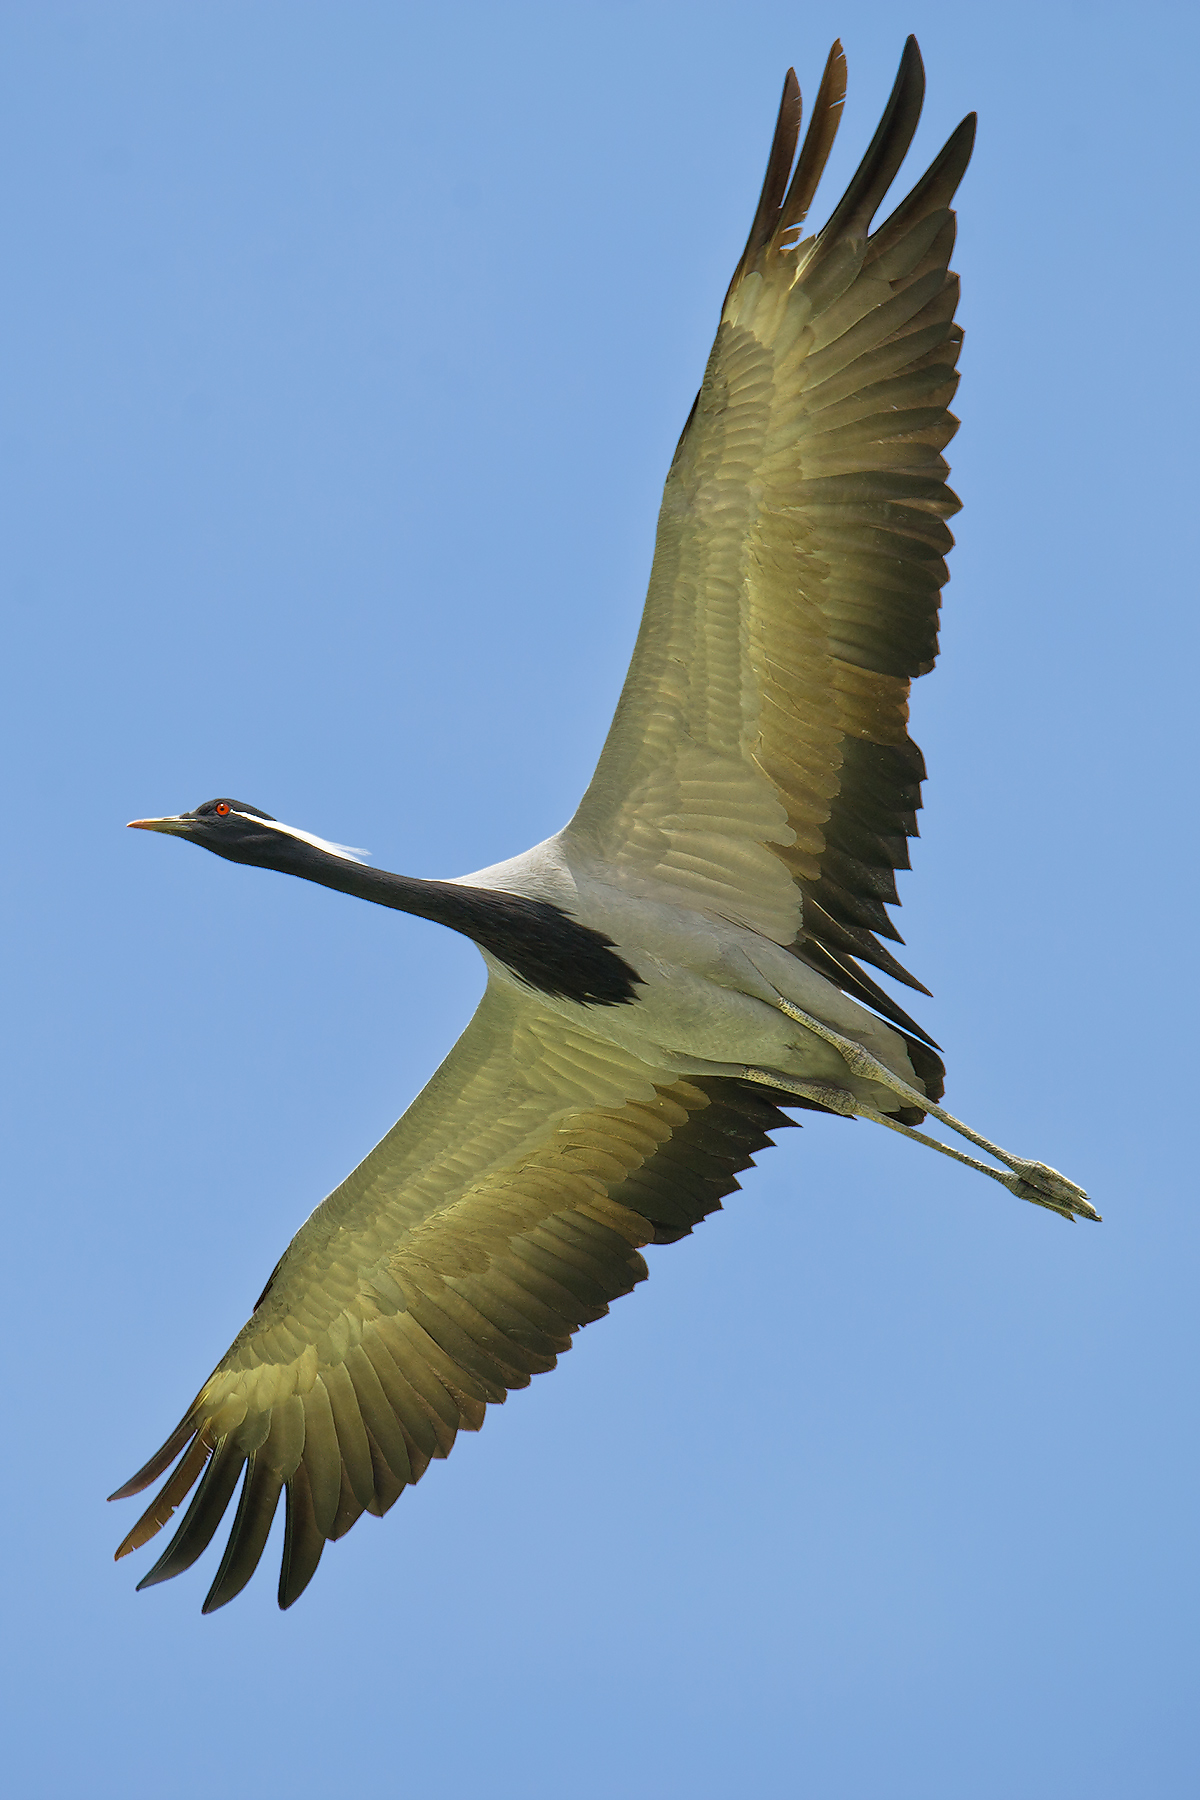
[232,813,370,864]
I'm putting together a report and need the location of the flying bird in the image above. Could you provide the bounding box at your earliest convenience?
[116,37,1097,1614]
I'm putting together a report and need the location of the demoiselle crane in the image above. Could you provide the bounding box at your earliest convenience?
[116,38,1097,1614]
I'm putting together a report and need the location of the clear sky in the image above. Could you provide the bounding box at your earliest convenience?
[3,2,1197,1795]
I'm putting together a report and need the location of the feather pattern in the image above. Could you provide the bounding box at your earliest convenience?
[113,984,798,1609]
[569,36,975,996]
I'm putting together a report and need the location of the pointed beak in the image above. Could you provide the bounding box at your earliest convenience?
[127,815,191,836]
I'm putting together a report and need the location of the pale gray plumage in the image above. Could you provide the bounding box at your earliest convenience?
[114,37,1095,1615]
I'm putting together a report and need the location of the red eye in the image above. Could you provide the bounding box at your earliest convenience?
[215,803,230,816]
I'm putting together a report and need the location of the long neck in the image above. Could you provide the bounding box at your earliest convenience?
[267,843,499,934]
[249,836,640,1008]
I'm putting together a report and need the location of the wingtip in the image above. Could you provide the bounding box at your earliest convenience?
[900,34,926,104]
[107,1414,197,1501]
[134,1564,172,1593]
[277,1581,312,1613]
[107,1471,155,1503]
[107,1462,164,1503]
[828,41,848,105]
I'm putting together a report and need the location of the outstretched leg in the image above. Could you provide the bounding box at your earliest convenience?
[753,996,1098,1223]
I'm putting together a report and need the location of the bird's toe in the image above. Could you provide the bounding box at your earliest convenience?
[1009,1159,1100,1222]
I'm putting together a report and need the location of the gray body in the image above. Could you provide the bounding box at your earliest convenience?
[459,832,919,1111]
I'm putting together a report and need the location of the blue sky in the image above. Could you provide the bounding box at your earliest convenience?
[3,2,1198,1795]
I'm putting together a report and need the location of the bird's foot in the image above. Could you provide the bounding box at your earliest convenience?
[1001,1160,1100,1223]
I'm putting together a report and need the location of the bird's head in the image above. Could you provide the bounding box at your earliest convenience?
[127,799,367,870]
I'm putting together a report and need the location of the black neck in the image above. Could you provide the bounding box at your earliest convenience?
[234,835,640,1008]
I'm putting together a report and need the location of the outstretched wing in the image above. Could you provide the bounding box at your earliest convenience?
[567,38,975,1018]
[112,980,797,1611]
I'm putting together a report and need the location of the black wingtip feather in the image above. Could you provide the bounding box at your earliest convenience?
[278,1465,326,1610]
[734,67,803,287]
[731,41,855,298]
[108,1413,197,1501]
[114,1433,210,1561]
[778,40,847,236]
[201,1456,286,1614]
[867,111,977,264]
[819,35,925,247]
[135,1436,246,1591]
